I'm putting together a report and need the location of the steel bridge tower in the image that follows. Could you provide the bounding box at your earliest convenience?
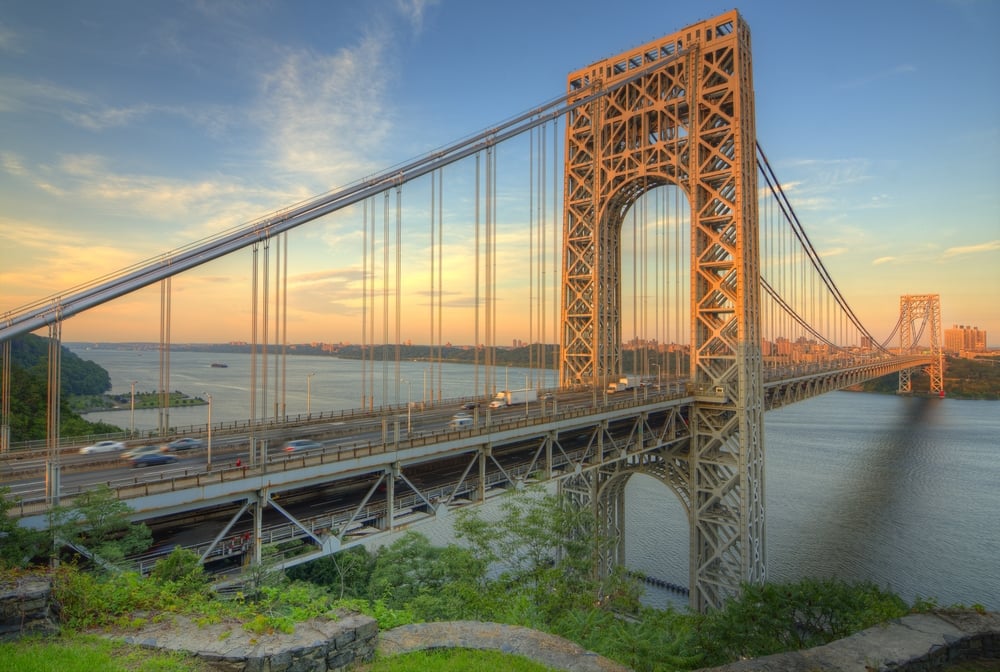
[898,294,944,395]
[559,10,763,611]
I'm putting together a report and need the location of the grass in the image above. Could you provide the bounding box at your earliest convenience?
[2,635,556,672]
[0,634,212,672]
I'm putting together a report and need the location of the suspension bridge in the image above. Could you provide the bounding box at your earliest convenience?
[0,10,944,612]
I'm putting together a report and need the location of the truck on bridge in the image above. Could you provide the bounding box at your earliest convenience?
[608,375,641,393]
[489,388,538,408]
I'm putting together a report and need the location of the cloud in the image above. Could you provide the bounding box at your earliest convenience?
[838,64,917,90]
[396,0,440,34]
[253,33,395,190]
[943,240,1000,257]
[820,246,848,258]
[0,22,21,55]
[872,256,896,265]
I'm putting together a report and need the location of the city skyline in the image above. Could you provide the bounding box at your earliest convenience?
[2,1,998,346]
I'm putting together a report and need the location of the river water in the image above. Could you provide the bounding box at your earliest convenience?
[70,345,999,612]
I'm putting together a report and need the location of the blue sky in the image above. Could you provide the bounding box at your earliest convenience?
[1,0,998,346]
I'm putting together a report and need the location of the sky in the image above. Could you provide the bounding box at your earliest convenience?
[1,0,998,347]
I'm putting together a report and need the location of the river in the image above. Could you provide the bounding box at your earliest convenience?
[70,345,1000,612]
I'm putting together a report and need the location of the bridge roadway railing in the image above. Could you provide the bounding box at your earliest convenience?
[6,353,932,522]
[761,354,933,410]
[9,385,693,523]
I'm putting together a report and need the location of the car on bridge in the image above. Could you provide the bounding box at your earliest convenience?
[461,402,480,410]
[283,439,322,453]
[122,444,166,460]
[130,453,179,468]
[165,437,203,452]
[79,440,126,455]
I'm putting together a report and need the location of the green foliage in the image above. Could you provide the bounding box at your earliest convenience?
[332,597,417,630]
[7,334,122,442]
[148,547,208,595]
[50,485,152,565]
[0,487,47,568]
[10,334,112,396]
[453,488,632,622]
[368,532,487,621]
[692,578,909,665]
[286,545,374,599]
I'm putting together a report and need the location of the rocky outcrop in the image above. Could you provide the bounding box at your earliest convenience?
[0,575,60,640]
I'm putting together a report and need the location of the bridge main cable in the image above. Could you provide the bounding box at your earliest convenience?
[1,47,693,344]
[756,143,886,351]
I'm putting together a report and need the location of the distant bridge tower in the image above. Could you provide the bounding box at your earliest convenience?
[558,10,763,611]
[898,294,944,395]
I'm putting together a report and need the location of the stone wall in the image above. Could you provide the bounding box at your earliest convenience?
[701,611,1000,672]
[116,611,378,672]
[0,575,377,672]
[0,575,60,641]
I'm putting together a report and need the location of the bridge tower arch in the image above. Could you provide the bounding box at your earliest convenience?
[559,10,764,611]
[898,294,944,394]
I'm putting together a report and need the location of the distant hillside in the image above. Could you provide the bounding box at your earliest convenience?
[8,334,122,443]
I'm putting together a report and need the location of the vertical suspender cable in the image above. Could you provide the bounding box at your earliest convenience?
[281,231,288,418]
[382,191,389,406]
[429,172,435,404]
[261,236,269,424]
[250,243,258,447]
[437,170,443,402]
[369,199,376,410]
[273,233,280,420]
[361,198,370,408]
[529,127,535,379]
[474,154,481,397]
[551,118,559,388]
[395,184,402,403]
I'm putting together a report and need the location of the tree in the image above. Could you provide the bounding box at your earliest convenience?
[50,485,152,566]
[454,487,639,624]
[368,532,486,621]
[286,545,374,599]
[0,486,46,568]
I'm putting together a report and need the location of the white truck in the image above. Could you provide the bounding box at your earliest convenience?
[489,388,538,408]
[608,375,641,393]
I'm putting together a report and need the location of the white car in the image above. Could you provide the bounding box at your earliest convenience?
[80,440,126,455]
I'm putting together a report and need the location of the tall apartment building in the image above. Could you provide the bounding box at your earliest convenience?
[943,324,987,353]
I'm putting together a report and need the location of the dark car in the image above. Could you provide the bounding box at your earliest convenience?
[461,402,479,410]
[130,453,179,468]
[122,444,165,460]
[283,439,322,452]
[166,437,204,452]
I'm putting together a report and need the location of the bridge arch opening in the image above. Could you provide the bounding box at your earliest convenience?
[594,469,691,602]
[612,182,692,385]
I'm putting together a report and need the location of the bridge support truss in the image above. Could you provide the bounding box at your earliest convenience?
[559,10,763,611]
[898,294,944,395]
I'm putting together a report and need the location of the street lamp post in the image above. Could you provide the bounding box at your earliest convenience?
[205,392,212,471]
[129,380,137,437]
[306,372,315,417]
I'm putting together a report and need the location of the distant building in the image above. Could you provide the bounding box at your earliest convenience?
[944,324,987,354]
